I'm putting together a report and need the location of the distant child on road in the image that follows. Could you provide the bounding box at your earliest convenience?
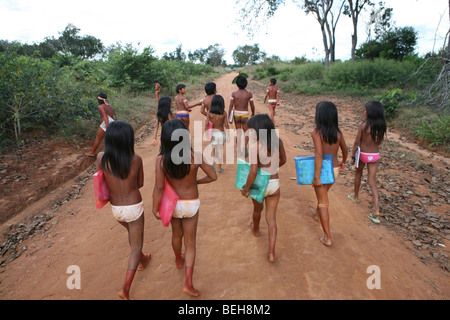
[264,78,280,125]
[228,76,255,157]
[96,121,150,300]
[152,96,174,146]
[152,119,217,297]
[200,82,217,117]
[175,84,202,131]
[206,94,229,173]
[348,101,387,224]
[85,94,115,157]
[311,101,348,246]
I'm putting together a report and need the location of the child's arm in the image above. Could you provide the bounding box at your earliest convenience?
[249,94,256,116]
[152,156,165,220]
[197,152,217,184]
[338,133,348,171]
[264,89,269,103]
[279,139,287,168]
[137,156,144,189]
[96,152,104,172]
[241,163,258,198]
[224,111,230,129]
[311,130,323,188]
[276,88,280,106]
[228,94,235,118]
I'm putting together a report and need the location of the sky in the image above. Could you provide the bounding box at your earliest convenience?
[0,0,448,63]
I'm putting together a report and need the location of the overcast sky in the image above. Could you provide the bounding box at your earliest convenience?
[0,0,448,63]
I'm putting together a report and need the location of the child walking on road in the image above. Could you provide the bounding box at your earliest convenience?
[96,121,150,300]
[152,96,174,146]
[263,78,280,125]
[206,94,229,173]
[152,119,217,297]
[311,102,348,246]
[348,101,387,224]
[241,114,286,262]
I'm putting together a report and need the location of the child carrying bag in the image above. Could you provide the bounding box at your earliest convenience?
[93,170,110,209]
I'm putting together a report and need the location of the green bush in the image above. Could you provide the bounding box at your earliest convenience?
[376,88,416,118]
[415,115,450,147]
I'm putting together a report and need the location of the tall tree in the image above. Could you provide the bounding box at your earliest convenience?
[344,0,375,61]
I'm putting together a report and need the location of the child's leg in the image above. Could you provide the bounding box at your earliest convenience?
[251,198,264,237]
[170,218,185,269]
[314,184,332,246]
[118,214,149,300]
[264,191,280,262]
[367,162,380,217]
[352,161,365,202]
[269,104,276,123]
[85,127,105,157]
[181,212,200,296]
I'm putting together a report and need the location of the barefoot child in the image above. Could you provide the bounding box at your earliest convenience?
[175,84,202,131]
[152,119,217,296]
[348,101,387,224]
[86,94,115,157]
[228,76,255,157]
[263,78,280,125]
[96,121,150,300]
[240,114,286,262]
[206,94,229,173]
[154,81,162,103]
[311,101,348,246]
[152,96,174,146]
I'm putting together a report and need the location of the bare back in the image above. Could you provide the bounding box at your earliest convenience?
[207,112,228,132]
[96,153,144,206]
[231,89,253,112]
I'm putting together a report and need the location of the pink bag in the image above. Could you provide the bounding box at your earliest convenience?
[159,179,179,227]
[93,170,110,209]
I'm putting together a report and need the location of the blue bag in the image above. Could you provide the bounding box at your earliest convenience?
[235,159,270,203]
[294,154,335,185]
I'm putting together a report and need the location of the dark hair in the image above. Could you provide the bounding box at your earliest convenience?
[314,101,341,145]
[364,101,387,145]
[97,93,108,105]
[236,76,247,89]
[160,119,191,179]
[205,82,216,95]
[270,78,277,85]
[209,95,225,115]
[176,84,186,93]
[247,114,278,154]
[157,96,172,125]
[101,121,135,179]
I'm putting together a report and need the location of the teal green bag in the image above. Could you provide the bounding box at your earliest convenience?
[235,159,271,203]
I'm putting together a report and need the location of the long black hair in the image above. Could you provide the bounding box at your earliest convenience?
[101,121,135,179]
[314,101,341,145]
[210,94,225,115]
[157,96,172,125]
[160,119,191,179]
[247,114,278,154]
[364,101,387,145]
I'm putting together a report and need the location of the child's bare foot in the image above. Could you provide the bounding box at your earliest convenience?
[320,235,332,246]
[137,253,151,271]
[118,289,132,300]
[268,252,276,263]
[249,222,260,237]
[85,152,95,157]
[175,253,185,269]
[182,285,200,297]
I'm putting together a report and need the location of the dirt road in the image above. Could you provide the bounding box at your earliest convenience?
[0,72,448,300]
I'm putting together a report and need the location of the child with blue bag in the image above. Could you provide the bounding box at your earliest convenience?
[239,114,286,262]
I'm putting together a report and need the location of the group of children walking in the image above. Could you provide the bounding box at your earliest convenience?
[94,75,387,300]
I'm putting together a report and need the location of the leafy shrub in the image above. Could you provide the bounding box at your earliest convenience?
[376,88,415,118]
[415,115,450,147]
